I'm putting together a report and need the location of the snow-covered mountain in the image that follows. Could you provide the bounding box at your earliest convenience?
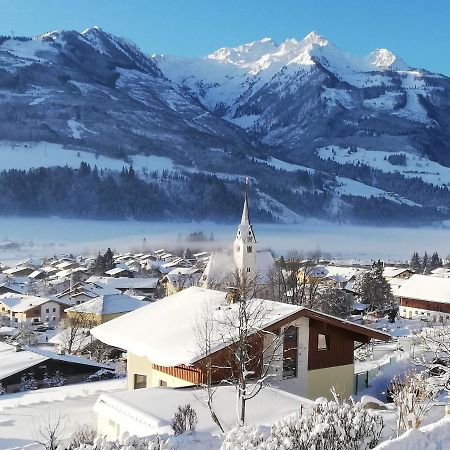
[0,27,258,166]
[156,32,450,165]
[1,28,450,223]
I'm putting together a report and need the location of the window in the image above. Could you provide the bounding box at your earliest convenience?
[159,380,168,387]
[283,326,298,378]
[134,374,147,389]
[45,308,49,313]
[52,316,56,321]
[247,246,252,253]
[246,267,251,272]
[52,308,56,313]
[45,317,49,322]
[317,334,329,351]
[33,318,39,323]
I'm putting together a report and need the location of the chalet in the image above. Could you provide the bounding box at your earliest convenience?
[105,267,135,278]
[0,293,69,327]
[383,267,414,280]
[161,267,202,296]
[395,274,450,323]
[92,286,389,400]
[87,277,161,299]
[65,293,145,324]
[2,266,35,278]
[0,342,112,393]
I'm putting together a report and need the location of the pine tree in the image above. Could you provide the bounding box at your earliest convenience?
[354,261,394,311]
[103,248,115,271]
[430,252,442,271]
[410,252,421,272]
[422,252,429,273]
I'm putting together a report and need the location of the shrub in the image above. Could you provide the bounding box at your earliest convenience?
[171,404,198,435]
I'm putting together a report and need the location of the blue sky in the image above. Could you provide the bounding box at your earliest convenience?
[0,0,449,75]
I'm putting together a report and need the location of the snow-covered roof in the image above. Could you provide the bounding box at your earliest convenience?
[0,343,109,381]
[2,266,33,275]
[94,385,311,436]
[0,342,48,381]
[89,277,159,290]
[0,293,56,312]
[383,266,412,278]
[92,286,303,367]
[0,283,25,294]
[105,267,132,276]
[65,294,145,315]
[395,274,450,303]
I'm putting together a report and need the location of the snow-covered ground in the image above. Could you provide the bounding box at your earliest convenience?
[0,217,449,265]
[318,145,450,187]
[0,142,174,173]
[0,379,125,450]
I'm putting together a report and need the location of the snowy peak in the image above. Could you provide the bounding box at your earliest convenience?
[367,48,409,70]
[207,37,278,66]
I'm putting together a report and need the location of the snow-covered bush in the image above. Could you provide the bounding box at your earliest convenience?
[69,425,96,448]
[71,435,172,450]
[221,398,383,450]
[86,369,116,382]
[221,426,269,450]
[42,371,66,388]
[19,372,38,391]
[171,403,198,435]
[390,371,436,434]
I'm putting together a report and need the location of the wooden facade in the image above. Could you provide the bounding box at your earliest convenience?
[308,319,356,371]
[151,310,388,386]
[400,297,450,314]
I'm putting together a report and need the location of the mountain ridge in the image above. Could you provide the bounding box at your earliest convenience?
[1,28,450,224]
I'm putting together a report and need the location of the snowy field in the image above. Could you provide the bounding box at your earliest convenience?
[318,145,450,187]
[0,379,125,450]
[0,217,449,264]
[0,142,174,173]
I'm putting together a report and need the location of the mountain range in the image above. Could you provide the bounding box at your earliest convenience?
[1,27,450,224]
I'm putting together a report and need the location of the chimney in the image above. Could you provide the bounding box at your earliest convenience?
[226,286,239,304]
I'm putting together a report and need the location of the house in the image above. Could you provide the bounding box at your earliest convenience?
[0,293,69,327]
[395,274,450,323]
[2,266,35,278]
[0,342,112,393]
[87,277,161,299]
[65,293,146,324]
[161,267,202,296]
[383,267,414,280]
[92,286,389,400]
[56,281,122,305]
[105,267,135,278]
[94,385,312,441]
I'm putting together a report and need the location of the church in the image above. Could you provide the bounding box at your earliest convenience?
[200,183,275,289]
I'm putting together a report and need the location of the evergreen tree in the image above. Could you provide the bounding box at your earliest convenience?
[91,253,106,275]
[430,252,443,270]
[354,261,394,311]
[422,252,429,273]
[410,252,421,272]
[103,248,115,271]
[318,287,353,319]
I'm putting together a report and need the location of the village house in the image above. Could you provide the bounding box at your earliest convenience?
[0,293,70,327]
[87,277,162,300]
[161,267,203,296]
[395,274,450,323]
[0,342,112,393]
[92,286,389,401]
[65,293,146,324]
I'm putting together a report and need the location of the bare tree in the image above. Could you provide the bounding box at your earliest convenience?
[194,303,225,432]
[56,315,96,354]
[34,412,65,450]
[215,270,285,426]
[267,254,324,307]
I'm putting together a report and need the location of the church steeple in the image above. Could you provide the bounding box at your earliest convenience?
[241,178,250,225]
[234,178,257,277]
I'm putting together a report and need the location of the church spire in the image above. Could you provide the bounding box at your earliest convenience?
[241,177,250,225]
